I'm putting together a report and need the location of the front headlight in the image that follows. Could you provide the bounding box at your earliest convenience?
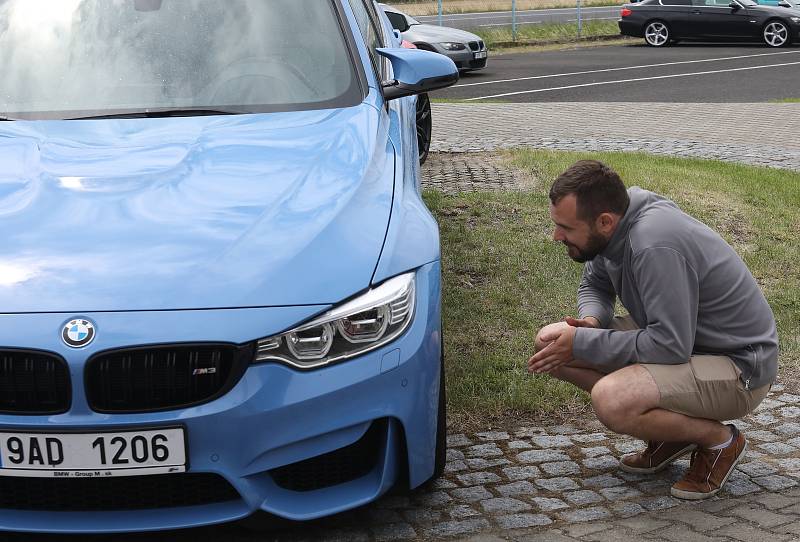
[255,272,416,369]
[439,42,467,51]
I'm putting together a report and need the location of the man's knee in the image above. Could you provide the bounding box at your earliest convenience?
[591,376,629,432]
[591,367,658,433]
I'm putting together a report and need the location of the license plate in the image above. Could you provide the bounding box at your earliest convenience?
[474,51,487,59]
[0,428,187,478]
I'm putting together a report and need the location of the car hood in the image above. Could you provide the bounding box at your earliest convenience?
[404,24,482,43]
[0,105,394,313]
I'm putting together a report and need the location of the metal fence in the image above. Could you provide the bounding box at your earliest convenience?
[388,0,621,42]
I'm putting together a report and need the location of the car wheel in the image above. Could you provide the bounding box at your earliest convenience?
[644,21,670,47]
[416,93,432,166]
[763,20,790,47]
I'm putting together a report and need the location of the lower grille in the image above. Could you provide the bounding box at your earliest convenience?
[85,343,253,413]
[0,350,70,414]
[270,421,384,492]
[0,473,240,511]
[469,58,488,69]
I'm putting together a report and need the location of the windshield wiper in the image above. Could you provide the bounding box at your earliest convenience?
[67,108,245,120]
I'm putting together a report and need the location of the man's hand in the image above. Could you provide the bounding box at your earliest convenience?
[528,324,578,374]
[534,321,571,352]
[565,316,600,329]
[534,317,599,352]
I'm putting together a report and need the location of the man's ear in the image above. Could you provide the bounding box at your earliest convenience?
[596,212,618,235]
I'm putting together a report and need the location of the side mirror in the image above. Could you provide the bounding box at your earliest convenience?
[385,12,411,32]
[377,48,459,101]
[728,1,741,9]
[778,0,792,7]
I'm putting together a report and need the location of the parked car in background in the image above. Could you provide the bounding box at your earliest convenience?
[380,3,489,71]
[619,0,800,47]
[0,0,457,533]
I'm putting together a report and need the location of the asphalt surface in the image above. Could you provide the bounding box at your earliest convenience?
[414,6,621,28]
[434,44,800,102]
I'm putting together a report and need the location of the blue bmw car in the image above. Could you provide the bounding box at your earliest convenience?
[0,0,457,533]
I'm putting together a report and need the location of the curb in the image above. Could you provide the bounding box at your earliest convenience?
[489,34,632,49]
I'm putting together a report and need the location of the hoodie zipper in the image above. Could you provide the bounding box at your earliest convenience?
[744,345,757,390]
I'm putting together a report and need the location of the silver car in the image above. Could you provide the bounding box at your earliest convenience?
[380,4,488,71]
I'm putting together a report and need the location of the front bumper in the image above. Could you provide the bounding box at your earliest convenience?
[437,47,489,70]
[0,262,442,533]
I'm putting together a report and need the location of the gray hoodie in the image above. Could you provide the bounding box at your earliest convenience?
[572,188,778,390]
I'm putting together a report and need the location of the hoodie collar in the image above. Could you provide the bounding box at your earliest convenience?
[600,187,651,263]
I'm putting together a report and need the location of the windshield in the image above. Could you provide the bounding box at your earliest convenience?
[0,0,362,120]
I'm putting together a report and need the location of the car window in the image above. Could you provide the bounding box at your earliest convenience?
[660,0,692,4]
[385,11,408,31]
[0,0,361,120]
[347,0,389,80]
[693,0,730,5]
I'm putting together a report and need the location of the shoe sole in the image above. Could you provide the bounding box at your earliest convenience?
[619,444,696,474]
[670,440,748,500]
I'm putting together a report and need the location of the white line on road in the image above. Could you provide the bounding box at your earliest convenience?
[455,50,800,87]
[464,60,800,100]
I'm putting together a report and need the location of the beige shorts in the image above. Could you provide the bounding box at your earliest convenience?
[611,315,770,421]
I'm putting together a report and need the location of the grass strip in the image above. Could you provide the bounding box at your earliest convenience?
[473,19,621,48]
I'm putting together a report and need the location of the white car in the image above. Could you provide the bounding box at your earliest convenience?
[381,4,489,71]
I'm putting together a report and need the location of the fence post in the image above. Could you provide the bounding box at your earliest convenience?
[512,0,517,42]
[438,0,443,26]
[577,0,582,37]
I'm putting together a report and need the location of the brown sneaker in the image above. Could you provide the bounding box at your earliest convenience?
[619,441,696,474]
[671,425,747,500]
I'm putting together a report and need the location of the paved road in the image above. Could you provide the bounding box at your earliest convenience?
[413,6,621,29]
[435,45,800,102]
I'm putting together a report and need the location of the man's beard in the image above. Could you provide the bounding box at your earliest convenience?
[564,231,608,263]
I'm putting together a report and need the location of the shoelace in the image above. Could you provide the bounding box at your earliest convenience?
[643,441,661,455]
[682,448,720,484]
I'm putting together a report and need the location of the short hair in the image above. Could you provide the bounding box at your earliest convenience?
[549,160,630,223]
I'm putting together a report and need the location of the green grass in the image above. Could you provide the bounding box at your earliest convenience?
[472,20,620,48]
[424,150,800,424]
[770,98,800,103]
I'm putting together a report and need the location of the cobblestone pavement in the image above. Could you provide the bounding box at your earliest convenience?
[216,384,800,542]
[420,152,539,193]
[429,103,800,172]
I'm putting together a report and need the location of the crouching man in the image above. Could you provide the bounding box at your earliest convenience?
[529,160,778,500]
